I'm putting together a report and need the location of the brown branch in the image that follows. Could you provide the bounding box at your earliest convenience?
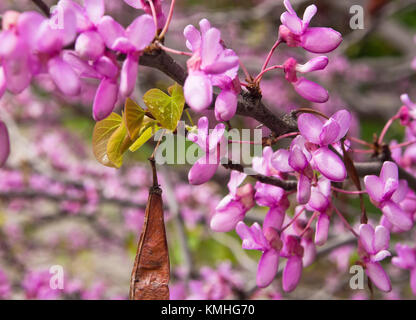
[222,161,297,191]
[140,50,298,136]
[31,0,51,17]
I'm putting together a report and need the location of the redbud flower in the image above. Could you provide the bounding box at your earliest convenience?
[97,13,156,98]
[0,121,10,167]
[283,56,329,103]
[358,224,392,292]
[306,177,332,246]
[297,109,351,182]
[236,221,282,288]
[272,135,314,204]
[279,0,342,53]
[183,19,239,114]
[211,171,255,232]
[392,244,416,295]
[364,161,413,231]
[280,234,304,292]
[187,117,226,185]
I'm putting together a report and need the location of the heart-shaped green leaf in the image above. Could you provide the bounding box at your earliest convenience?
[129,120,160,152]
[107,118,134,168]
[143,83,185,131]
[124,98,145,140]
[92,113,122,168]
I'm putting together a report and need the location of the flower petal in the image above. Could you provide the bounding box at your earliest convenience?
[382,201,413,231]
[280,12,303,35]
[315,213,330,246]
[364,175,384,203]
[85,0,105,24]
[374,225,390,252]
[119,53,139,97]
[0,121,10,167]
[302,5,317,30]
[359,223,375,254]
[297,113,323,145]
[227,171,247,196]
[47,56,80,96]
[271,149,292,172]
[293,77,329,103]
[365,261,392,292]
[126,14,155,51]
[380,161,398,184]
[184,73,213,111]
[297,174,311,205]
[184,24,201,51]
[319,118,340,145]
[282,256,303,292]
[301,27,342,53]
[92,78,118,121]
[188,157,218,185]
[313,147,346,182]
[215,89,237,121]
[263,207,285,231]
[257,250,280,288]
[210,201,245,232]
[331,109,351,141]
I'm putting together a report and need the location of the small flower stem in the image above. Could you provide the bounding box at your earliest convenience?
[333,206,359,238]
[273,131,300,143]
[156,42,193,56]
[293,108,330,120]
[254,65,283,83]
[239,60,252,82]
[300,212,318,237]
[228,140,262,145]
[148,0,158,33]
[378,113,400,145]
[352,148,373,154]
[281,207,305,232]
[331,186,367,195]
[390,139,416,149]
[349,136,372,147]
[259,39,281,74]
[159,0,176,39]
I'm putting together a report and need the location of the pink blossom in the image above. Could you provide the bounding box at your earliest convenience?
[236,221,282,288]
[283,56,329,103]
[279,0,342,53]
[358,224,392,292]
[272,135,313,204]
[297,109,351,182]
[211,171,254,232]
[364,161,413,231]
[183,19,239,115]
[392,244,416,295]
[187,116,226,185]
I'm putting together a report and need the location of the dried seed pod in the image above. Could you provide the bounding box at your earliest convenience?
[129,160,170,300]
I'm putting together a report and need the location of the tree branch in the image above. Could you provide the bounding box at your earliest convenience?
[31,0,51,17]
[140,50,298,136]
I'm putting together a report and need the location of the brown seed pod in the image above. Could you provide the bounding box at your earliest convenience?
[129,160,170,300]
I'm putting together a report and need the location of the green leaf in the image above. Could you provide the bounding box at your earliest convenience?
[92,113,122,168]
[107,118,134,168]
[129,120,160,152]
[143,83,185,131]
[124,98,145,140]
